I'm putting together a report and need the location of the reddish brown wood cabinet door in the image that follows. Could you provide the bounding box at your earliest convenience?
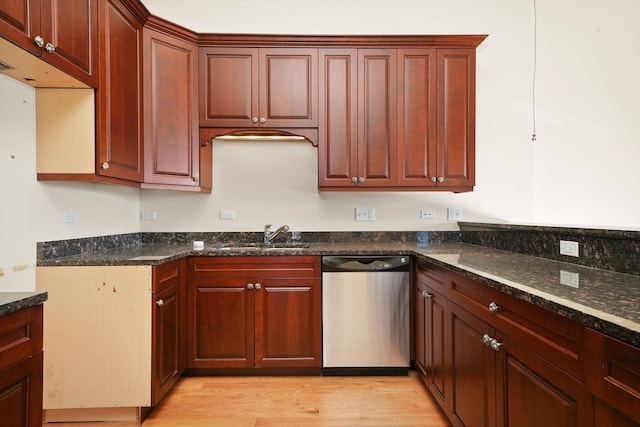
[200,47,317,128]
[0,0,42,56]
[357,49,397,187]
[0,0,98,87]
[41,0,98,86]
[397,49,437,187]
[254,277,322,369]
[188,278,255,369]
[142,28,200,189]
[495,332,594,427]
[151,259,186,406]
[199,47,257,128]
[96,0,143,182]
[436,49,476,189]
[318,49,396,188]
[318,48,358,187]
[450,303,496,427]
[0,352,43,427]
[414,281,428,378]
[259,48,317,128]
[152,283,183,405]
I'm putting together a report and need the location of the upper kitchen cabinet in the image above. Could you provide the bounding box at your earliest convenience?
[141,20,211,192]
[318,48,397,188]
[96,0,144,183]
[318,35,485,192]
[199,47,318,130]
[396,48,476,191]
[0,0,99,87]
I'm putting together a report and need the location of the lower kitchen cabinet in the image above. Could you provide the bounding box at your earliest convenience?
[187,256,322,372]
[0,304,44,427]
[36,260,185,423]
[414,264,448,410]
[585,328,640,425]
[151,259,186,406]
[414,261,598,427]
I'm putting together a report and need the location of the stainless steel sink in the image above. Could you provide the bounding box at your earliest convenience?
[214,242,310,250]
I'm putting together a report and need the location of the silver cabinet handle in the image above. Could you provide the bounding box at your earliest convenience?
[488,302,500,314]
[101,162,110,170]
[45,42,55,53]
[247,283,254,290]
[156,299,164,306]
[34,36,45,47]
[437,177,444,183]
[358,177,365,183]
[259,117,266,124]
[255,283,262,290]
[482,334,492,346]
[252,117,259,123]
[422,291,432,299]
[490,338,502,351]
[351,177,358,183]
[430,176,437,183]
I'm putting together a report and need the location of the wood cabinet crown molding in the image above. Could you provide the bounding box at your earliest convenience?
[197,33,488,48]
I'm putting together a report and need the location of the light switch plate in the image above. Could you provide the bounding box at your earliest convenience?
[355,207,375,221]
[219,209,235,220]
[140,211,156,220]
[447,207,462,221]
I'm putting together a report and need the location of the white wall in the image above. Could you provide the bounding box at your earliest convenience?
[139,0,640,232]
[2,0,639,290]
[0,75,140,291]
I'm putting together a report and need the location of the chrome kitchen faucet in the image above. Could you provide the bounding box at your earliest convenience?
[264,224,290,244]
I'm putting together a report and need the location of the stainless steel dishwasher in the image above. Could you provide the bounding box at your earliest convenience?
[321,255,410,375]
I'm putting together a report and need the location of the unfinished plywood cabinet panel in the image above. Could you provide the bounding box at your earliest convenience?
[36,266,152,423]
[36,88,95,175]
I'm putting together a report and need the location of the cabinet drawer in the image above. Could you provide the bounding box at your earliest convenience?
[189,256,320,278]
[585,328,640,425]
[415,262,449,294]
[448,272,585,381]
[0,305,43,371]
[153,259,185,293]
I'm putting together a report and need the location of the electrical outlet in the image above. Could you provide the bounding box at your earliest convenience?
[560,270,580,288]
[559,240,579,257]
[63,211,78,223]
[447,208,462,221]
[355,207,375,221]
[140,211,156,220]
[420,209,435,219]
[219,209,235,220]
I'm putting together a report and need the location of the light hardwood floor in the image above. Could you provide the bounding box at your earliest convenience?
[142,370,450,426]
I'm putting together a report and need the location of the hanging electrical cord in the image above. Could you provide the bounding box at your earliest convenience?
[531,0,538,141]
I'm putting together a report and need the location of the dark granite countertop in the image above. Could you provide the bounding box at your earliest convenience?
[36,241,640,347]
[0,292,48,317]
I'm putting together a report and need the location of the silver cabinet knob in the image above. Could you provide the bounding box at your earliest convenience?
[422,291,432,299]
[490,338,502,351]
[259,117,266,124]
[45,42,55,53]
[482,334,492,346]
[351,177,358,183]
[34,36,45,47]
[254,283,262,290]
[430,176,437,183]
[252,117,259,123]
[488,302,499,314]
[358,177,365,183]
[101,162,110,170]
[437,177,444,183]
[156,299,164,306]
[247,283,254,290]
